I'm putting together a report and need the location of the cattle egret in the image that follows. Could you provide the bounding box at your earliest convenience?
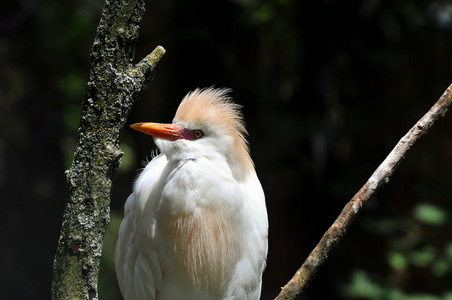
[115,88,268,300]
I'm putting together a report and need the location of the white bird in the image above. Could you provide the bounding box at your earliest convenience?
[115,87,268,300]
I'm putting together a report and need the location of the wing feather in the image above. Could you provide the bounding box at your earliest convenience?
[116,154,167,300]
[226,170,268,299]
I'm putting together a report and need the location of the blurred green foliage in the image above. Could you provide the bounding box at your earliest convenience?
[414,203,448,226]
[344,269,452,300]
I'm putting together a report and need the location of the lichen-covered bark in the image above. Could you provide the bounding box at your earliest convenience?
[51,0,165,299]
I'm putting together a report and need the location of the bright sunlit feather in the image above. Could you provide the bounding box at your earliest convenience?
[116,88,268,300]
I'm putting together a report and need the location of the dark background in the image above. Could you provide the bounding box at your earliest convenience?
[2,0,452,299]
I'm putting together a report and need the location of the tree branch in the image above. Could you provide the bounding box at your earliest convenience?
[275,83,452,300]
[51,0,165,299]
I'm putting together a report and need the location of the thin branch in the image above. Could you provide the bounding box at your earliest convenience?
[134,45,166,77]
[130,45,166,98]
[275,83,452,300]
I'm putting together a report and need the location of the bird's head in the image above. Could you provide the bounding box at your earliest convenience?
[130,88,254,173]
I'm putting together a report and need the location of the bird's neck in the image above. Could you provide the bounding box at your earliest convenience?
[158,139,255,181]
[229,140,255,180]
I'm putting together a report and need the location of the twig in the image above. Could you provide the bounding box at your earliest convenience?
[274,83,452,300]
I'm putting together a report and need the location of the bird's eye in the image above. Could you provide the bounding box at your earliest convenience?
[192,130,204,139]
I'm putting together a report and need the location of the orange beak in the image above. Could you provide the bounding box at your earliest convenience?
[130,122,186,141]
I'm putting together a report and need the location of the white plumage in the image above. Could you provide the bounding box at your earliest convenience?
[115,88,268,300]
